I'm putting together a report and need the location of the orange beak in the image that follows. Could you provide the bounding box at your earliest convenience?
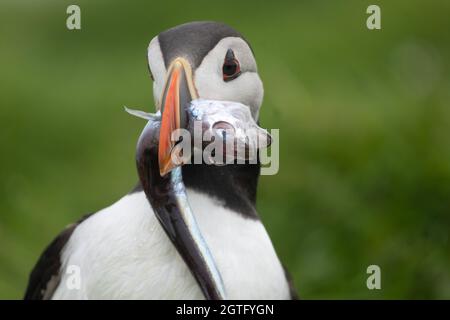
[158,58,198,176]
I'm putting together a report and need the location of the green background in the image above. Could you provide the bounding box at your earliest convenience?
[0,0,449,299]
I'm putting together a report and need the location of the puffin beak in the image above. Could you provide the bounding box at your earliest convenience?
[158,57,198,176]
[141,59,225,299]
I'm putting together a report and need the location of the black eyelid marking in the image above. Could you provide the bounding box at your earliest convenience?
[225,48,236,62]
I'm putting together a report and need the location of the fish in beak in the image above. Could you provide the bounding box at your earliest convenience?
[157,57,272,172]
[135,57,226,300]
[158,57,198,176]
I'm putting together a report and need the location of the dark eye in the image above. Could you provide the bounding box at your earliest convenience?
[222,49,241,82]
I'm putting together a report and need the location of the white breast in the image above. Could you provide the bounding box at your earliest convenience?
[52,190,290,299]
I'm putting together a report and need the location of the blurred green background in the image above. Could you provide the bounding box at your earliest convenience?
[0,0,449,299]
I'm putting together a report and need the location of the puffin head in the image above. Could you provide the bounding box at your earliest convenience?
[148,21,263,118]
[146,21,264,175]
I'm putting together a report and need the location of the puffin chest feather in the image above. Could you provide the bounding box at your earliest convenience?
[52,190,289,299]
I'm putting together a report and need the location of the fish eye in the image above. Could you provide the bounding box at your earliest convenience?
[222,49,241,82]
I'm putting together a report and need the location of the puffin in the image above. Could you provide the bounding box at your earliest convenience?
[24,21,297,300]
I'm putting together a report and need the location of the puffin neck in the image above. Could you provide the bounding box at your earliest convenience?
[181,162,260,220]
[131,162,260,220]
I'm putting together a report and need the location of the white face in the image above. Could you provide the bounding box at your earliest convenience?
[147,36,264,119]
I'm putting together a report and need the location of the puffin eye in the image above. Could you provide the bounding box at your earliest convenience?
[222,49,241,82]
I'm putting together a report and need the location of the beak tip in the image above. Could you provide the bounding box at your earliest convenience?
[159,167,169,177]
[158,154,176,177]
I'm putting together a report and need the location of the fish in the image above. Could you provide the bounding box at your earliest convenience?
[128,99,272,300]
